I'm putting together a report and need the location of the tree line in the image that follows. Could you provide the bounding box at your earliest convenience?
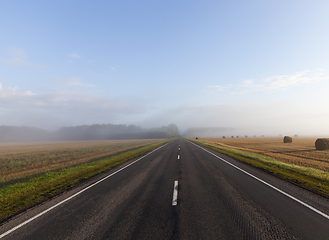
[0,124,179,142]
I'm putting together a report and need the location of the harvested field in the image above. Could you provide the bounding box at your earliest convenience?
[199,137,329,172]
[0,139,170,220]
[0,139,161,185]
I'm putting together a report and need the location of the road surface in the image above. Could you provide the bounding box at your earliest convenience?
[1,138,329,239]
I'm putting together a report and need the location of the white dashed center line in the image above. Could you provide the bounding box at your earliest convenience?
[172,181,178,206]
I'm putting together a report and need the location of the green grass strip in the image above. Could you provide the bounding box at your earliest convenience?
[0,139,171,220]
[190,139,329,198]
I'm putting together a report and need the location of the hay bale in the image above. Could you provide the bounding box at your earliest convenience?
[315,138,329,150]
[283,136,292,143]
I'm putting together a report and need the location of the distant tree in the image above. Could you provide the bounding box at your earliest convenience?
[0,123,180,142]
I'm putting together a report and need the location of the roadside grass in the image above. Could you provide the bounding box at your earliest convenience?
[190,139,329,198]
[0,139,171,221]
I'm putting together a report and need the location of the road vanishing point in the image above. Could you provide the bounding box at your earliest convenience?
[1,138,329,239]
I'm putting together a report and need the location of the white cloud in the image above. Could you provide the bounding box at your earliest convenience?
[24,91,36,96]
[206,85,230,92]
[68,81,95,87]
[260,70,315,90]
[205,70,329,100]
[67,52,80,58]
[241,80,254,87]
[0,81,145,129]
[240,70,328,91]
[0,82,36,98]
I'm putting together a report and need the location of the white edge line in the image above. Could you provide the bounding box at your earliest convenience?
[0,141,171,239]
[189,141,329,220]
[172,180,178,206]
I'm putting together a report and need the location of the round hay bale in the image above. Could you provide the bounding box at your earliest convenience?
[315,138,329,150]
[283,136,292,143]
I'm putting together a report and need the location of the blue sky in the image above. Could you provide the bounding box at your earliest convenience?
[1,0,329,135]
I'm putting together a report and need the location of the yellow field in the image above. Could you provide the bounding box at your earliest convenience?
[0,139,161,184]
[200,137,329,172]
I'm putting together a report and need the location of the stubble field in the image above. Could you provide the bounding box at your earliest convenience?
[199,137,329,172]
[0,139,170,220]
[192,137,329,197]
[0,139,161,186]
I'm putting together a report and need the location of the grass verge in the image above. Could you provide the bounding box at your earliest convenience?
[190,139,329,198]
[0,139,171,221]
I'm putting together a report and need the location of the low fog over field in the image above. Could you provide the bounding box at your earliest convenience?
[0,124,179,142]
[1,1,329,138]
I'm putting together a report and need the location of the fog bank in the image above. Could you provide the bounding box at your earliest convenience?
[0,124,179,142]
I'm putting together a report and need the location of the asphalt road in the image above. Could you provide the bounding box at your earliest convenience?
[1,138,329,239]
